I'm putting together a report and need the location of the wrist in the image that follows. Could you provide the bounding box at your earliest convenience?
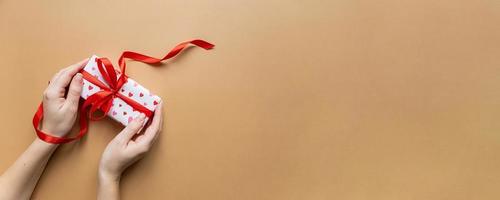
[34,137,60,149]
[98,168,121,183]
[97,168,121,200]
[40,122,68,137]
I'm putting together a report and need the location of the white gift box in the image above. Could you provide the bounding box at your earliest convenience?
[80,55,162,126]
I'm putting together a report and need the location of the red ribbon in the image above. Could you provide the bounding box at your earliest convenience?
[33,39,214,144]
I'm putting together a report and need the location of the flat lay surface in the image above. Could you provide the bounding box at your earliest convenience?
[1,0,500,199]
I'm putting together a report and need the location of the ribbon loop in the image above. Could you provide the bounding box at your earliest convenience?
[96,58,119,89]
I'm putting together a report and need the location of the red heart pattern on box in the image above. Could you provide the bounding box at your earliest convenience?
[80,55,162,126]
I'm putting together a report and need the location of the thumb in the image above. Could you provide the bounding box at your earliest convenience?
[115,113,146,144]
[63,73,83,111]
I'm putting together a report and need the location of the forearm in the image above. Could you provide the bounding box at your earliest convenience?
[0,138,58,200]
[97,172,120,200]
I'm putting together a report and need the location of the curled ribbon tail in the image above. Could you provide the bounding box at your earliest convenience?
[118,39,215,68]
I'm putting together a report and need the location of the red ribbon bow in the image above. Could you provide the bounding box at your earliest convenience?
[33,39,214,144]
[80,57,154,121]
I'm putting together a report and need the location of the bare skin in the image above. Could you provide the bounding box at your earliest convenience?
[98,103,162,200]
[0,59,162,200]
[0,59,88,200]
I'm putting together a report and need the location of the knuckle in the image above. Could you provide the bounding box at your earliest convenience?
[131,122,142,130]
[126,125,139,133]
[68,87,81,96]
[43,90,49,99]
[43,89,54,99]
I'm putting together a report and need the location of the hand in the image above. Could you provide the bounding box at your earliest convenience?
[41,59,88,137]
[98,103,163,181]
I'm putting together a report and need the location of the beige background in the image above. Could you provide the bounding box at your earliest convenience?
[1,0,500,199]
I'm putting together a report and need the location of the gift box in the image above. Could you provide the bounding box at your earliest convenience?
[81,55,161,126]
[33,39,214,144]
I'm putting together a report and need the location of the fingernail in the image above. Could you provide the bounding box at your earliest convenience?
[139,113,146,120]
